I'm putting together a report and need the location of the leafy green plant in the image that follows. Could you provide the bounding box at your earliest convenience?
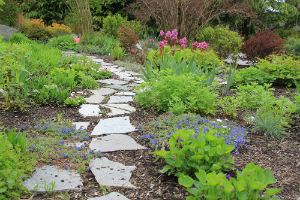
[287,79,300,114]
[2,129,33,153]
[64,96,86,107]
[113,60,144,73]
[0,0,17,26]
[196,26,244,59]
[90,69,112,80]
[223,63,236,96]
[234,83,276,110]
[79,76,98,89]
[43,180,56,194]
[135,71,218,115]
[234,67,275,86]
[47,35,79,51]
[0,134,36,200]
[179,162,281,200]
[9,33,32,44]
[255,54,300,86]
[218,96,239,118]
[111,45,126,60]
[152,129,235,177]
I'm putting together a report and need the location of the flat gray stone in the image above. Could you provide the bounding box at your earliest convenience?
[102,62,114,66]
[90,157,136,188]
[79,104,101,117]
[119,77,137,82]
[106,85,133,91]
[86,56,96,59]
[91,88,115,96]
[62,51,76,54]
[99,79,128,85]
[72,122,90,130]
[124,71,140,76]
[108,96,133,104]
[23,165,83,192]
[0,24,20,41]
[134,80,145,84]
[93,59,104,63]
[102,104,136,116]
[127,83,140,87]
[85,95,105,104]
[91,116,135,135]
[88,192,130,200]
[115,92,135,96]
[89,134,147,152]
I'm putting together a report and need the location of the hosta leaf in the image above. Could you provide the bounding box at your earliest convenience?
[178,173,194,188]
[187,187,199,195]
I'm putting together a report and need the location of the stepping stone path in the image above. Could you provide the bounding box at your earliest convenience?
[24,53,146,199]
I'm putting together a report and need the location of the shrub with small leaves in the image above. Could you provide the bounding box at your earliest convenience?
[117,22,139,50]
[64,96,86,107]
[19,18,54,40]
[233,67,275,86]
[242,27,286,62]
[46,23,72,37]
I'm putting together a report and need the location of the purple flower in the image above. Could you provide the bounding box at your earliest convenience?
[292,49,295,52]
[59,141,64,145]
[97,151,102,155]
[65,165,70,169]
[61,153,66,157]
[226,174,231,181]
[220,186,224,189]
[21,126,25,130]
[159,30,164,37]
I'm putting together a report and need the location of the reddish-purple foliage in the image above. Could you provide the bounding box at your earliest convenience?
[242,28,287,62]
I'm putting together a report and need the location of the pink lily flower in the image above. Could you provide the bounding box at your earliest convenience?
[74,38,80,43]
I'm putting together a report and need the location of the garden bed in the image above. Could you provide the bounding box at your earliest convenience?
[0,53,299,199]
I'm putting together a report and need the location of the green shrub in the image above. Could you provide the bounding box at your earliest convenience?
[196,26,244,59]
[234,67,275,86]
[111,45,126,60]
[64,96,86,107]
[0,134,36,199]
[103,14,142,39]
[9,33,32,44]
[255,54,300,86]
[234,83,276,110]
[0,0,17,26]
[18,18,54,40]
[134,71,218,115]
[89,69,112,80]
[152,129,235,177]
[283,37,300,57]
[276,28,300,39]
[79,76,98,89]
[47,35,79,51]
[179,162,282,200]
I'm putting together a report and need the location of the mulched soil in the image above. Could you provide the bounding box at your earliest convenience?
[1,53,299,200]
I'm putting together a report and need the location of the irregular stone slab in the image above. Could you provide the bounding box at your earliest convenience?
[102,104,136,116]
[72,122,90,130]
[62,51,76,54]
[79,104,101,117]
[75,54,83,57]
[106,85,133,91]
[99,79,128,85]
[102,62,114,66]
[88,192,130,200]
[119,77,137,82]
[108,96,133,104]
[115,92,135,96]
[23,165,83,192]
[90,157,136,188]
[134,79,145,84]
[92,59,104,63]
[89,134,146,152]
[85,95,105,104]
[91,88,115,96]
[86,56,96,59]
[0,24,20,41]
[124,71,140,76]
[91,116,135,135]
[116,67,125,71]
[127,83,140,87]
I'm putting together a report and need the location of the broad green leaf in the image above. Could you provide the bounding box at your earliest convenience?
[236,190,248,200]
[232,179,247,192]
[0,187,6,193]
[222,179,234,194]
[193,180,204,190]
[204,194,219,200]
[209,147,217,156]
[195,170,207,185]
[206,172,219,186]
[160,165,171,173]
[265,169,276,184]
[187,187,199,195]
[210,164,221,171]
[266,188,282,196]
[178,173,194,188]
[249,180,259,190]
[169,136,176,148]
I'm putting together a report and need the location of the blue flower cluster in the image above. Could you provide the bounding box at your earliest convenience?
[141,133,154,141]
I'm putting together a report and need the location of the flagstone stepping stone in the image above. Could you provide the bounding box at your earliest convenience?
[86,56,96,59]
[62,51,76,54]
[85,95,105,104]
[88,192,130,200]
[98,79,128,85]
[102,104,136,116]
[91,88,115,96]
[124,71,140,76]
[115,92,135,96]
[91,116,135,135]
[79,104,101,117]
[76,54,83,57]
[92,59,104,63]
[72,122,90,130]
[134,79,145,84]
[23,165,83,192]
[106,85,133,91]
[108,96,133,104]
[127,83,140,87]
[119,77,137,82]
[89,134,146,152]
[89,157,136,188]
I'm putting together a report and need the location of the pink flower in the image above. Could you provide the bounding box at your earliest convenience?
[283,50,285,54]
[202,41,209,49]
[157,41,166,49]
[179,37,187,44]
[197,43,203,49]
[181,44,187,49]
[150,39,155,43]
[292,49,295,52]
[192,41,199,50]
[159,30,164,37]
[74,38,80,43]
